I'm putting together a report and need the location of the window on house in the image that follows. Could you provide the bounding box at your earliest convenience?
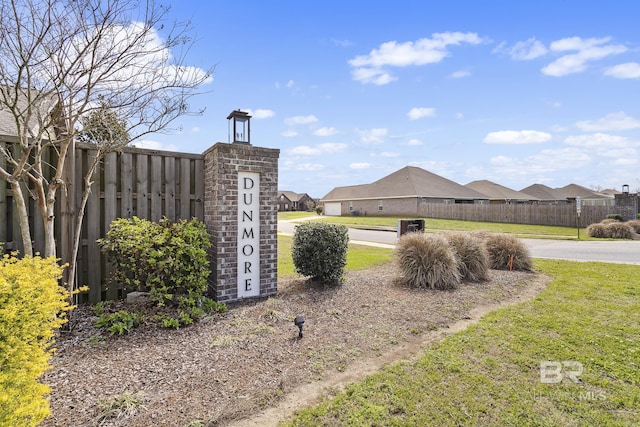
[378,200,383,211]
[349,202,353,211]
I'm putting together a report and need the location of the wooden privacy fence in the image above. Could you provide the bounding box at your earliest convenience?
[418,203,615,228]
[1,142,204,302]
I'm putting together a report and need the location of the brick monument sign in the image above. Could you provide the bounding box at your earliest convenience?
[203,110,280,302]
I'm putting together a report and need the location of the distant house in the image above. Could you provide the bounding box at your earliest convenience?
[519,184,569,205]
[320,166,488,216]
[465,180,539,204]
[277,191,315,211]
[554,183,615,206]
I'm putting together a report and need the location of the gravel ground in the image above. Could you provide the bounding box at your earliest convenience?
[42,264,546,427]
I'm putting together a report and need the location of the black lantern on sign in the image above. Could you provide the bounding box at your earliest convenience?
[227,109,251,144]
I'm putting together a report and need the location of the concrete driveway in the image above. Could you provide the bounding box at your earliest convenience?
[278,219,640,265]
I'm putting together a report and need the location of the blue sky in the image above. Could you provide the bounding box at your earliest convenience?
[139,1,640,198]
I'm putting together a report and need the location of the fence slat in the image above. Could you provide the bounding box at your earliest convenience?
[86,150,102,302]
[121,152,133,218]
[180,157,191,219]
[150,156,162,221]
[164,157,176,220]
[136,154,148,218]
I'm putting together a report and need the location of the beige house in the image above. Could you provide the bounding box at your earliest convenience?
[555,183,615,207]
[465,180,540,204]
[321,166,488,216]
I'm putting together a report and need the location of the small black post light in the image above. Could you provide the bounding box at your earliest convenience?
[294,315,305,338]
[227,109,251,144]
[622,184,629,195]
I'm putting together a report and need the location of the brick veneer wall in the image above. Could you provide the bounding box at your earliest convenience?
[614,193,639,221]
[202,142,280,302]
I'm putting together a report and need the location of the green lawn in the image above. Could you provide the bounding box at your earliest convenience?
[284,259,640,426]
[306,215,587,239]
[278,234,393,278]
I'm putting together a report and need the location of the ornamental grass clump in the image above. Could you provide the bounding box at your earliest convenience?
[292,222,349,284]
[605,221,634,239]
[483,233,532,271]
[394,232,460,290]
[627,219,640,234]
[587,222,607,238]
[443,232,489,282]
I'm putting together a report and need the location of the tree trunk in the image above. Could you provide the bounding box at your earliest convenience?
[8,179,33,257]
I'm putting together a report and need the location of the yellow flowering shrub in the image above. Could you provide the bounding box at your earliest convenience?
[0,255,71,427]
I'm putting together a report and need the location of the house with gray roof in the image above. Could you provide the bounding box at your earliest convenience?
[320,166,488,216]
[277,191,315,211]
[519,184,569,204]
[465,180,539,204]
[554,183,615,206]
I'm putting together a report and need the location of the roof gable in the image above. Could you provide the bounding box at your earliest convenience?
[519,183,564,201]
[322,166,487,201]
[465,180,539,201]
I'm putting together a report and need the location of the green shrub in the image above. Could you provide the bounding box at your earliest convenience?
[605,214,624,221]
[605,221,634,239]
[587,223,607,238]
[394,233,460,290]
[483,233,532,271]
[0,255,72,426]
[292,222,349,284]
[95,310,142,336]
[443,232,489,282]
[99,217,217,326]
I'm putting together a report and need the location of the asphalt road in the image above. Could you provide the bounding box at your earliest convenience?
[278,220,640,265]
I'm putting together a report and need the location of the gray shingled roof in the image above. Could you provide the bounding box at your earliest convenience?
[321,166,488,201]
[554,183,613,200]
[0,87,59,140]
[519,183,565,201]
[278,191,308,202]
[465,180,540,201]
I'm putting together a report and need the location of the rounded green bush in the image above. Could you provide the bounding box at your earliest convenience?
[394,233,460,290]
[483,233,532,271]
[292,222,349,284]
[443,232,489,282]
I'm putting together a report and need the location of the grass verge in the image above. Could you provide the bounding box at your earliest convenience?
[284,260,640,426]
[278,234,393,278]
[305,215,589,239]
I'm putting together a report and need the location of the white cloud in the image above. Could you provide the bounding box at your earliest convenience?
[248,109,275,119]
[449,70,471,78]
[501,38,548,60]
[407,107,436,120]
[358,128,388,144]
[284,115,319,126]
[288,142,348,156]
[281,129,298,137]
[407,138,423,146]
[380,151,400,157]
[314,127,338,136]
[456,112,464,119]
[604,62,640,79]
[350,162,372,169]
[565,133,632,148]
[191,127,200,133]
[484,130,552,144]
[541,36,627,76]
[349,32,484,85]
[287,80,295,88]
[131,139,179,151]
[331,38,353,47]
[295,163,325,171]
[575,112,640,131]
